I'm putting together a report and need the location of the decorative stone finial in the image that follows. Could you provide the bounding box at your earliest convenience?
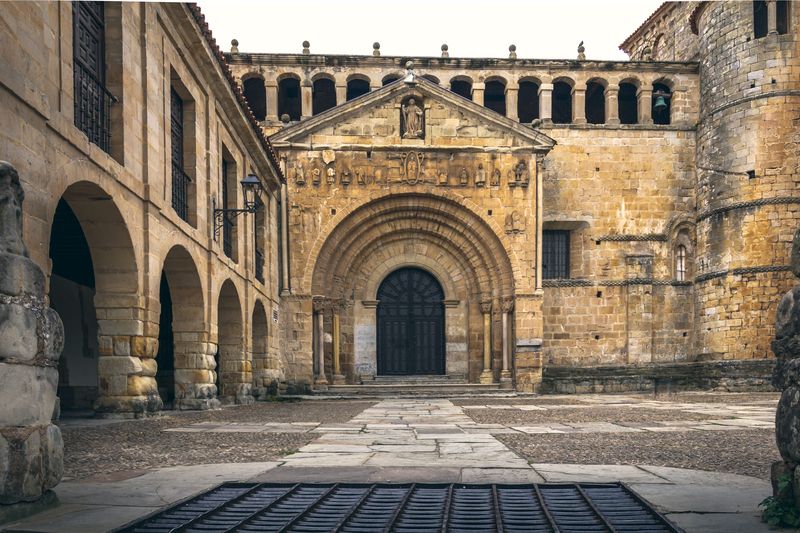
[577,40,586,60]
[373,42,380,56]
[0,161,28,257]
[441,44,449,58]
[230,39,239,54]
[302,40,310,55]
[404,60,416,83]
[508,44,517,60]
[280,113,291,124]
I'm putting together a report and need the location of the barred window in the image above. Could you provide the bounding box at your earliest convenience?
[543,230,570,279]
[676,245,687,282]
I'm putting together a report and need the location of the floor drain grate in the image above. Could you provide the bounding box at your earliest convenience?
[115,482,682,532]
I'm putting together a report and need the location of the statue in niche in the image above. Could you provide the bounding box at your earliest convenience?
[326,166,336,184]
[438,171,448,186]
[341,169,351,185]
[401,98,424,139]
[514,160,529,186]
[475,164,486,187]
[294,161,306,186]
[459,167,469,186]
[504,211,525,234]
[312,167,321,186]
[491,168,501,187]
[356,170,366,186]
[402,152,423,185]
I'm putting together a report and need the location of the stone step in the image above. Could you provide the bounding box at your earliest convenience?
[310,382,513,398]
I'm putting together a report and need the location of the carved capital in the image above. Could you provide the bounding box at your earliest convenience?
[501,296,515,314]
[312,296,331,312]
[480,299,493,314]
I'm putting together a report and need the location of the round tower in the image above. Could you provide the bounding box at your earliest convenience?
[693,1,800,360]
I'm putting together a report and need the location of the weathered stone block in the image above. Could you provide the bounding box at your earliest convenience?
[777,385,800,463]
[0,363,58,427]
[0,254,44,298]
[0,425,62,504]
[0,303,38,361]
[42,308,64,362]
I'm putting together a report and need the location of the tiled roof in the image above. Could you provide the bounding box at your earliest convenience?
[186,3,284,183]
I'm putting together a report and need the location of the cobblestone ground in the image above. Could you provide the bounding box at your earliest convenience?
[62,393,780,481]
[60,400,375,480]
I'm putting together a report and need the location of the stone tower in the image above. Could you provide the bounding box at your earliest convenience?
[693,1,800,360]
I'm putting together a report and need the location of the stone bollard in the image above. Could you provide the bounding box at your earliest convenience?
[0,162,64,505]
[768,228,800,524]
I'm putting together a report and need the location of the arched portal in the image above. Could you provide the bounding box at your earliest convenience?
[251,300,271,398]
[377,267,445,375]
[155,273,175,406]
[217,280,251,404]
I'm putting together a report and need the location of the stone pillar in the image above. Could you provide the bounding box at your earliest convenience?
[332,307,345,384]
[335,84,347,106]
[472,82,485,107]
[605,84,620,125]
[313,298,328,388]
[572,87,587,124]
[0,162,64,505]
[266,80,278,122]
[301,81,312,120]
[538,83,553,124]
[280,183,290,295]
[767,0,778,35]
[638,87,653,125]
[500,297,514,388]
[479,299,494,384]
[505,84,519,121]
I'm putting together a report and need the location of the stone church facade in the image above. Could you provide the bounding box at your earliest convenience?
[0,1,798,417]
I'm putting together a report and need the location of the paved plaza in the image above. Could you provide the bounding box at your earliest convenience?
[2,392,781,532]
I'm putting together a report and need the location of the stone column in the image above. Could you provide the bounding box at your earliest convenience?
[332,304,345,384]
[301,81,312,120]
[265,80,278,122]
[313,298,328,388]
[0,162,64,505]
[767,0,778,34]
[638,87,653,125]
[335,83,347,106]
[280,183,290,295]
[479,299,494,384]
[605,83,620,125]
[500,297,514,388]
[538,83,553,124]
[472,82,485,107]
[505,84,519,121]
[572,87,587,124]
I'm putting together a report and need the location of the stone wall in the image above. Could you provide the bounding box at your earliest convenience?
[694,1,800,361]
[619,2,701,61]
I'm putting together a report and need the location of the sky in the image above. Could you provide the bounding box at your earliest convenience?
[196,0,665,61]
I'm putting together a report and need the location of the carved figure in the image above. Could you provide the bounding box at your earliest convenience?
[459,168,469,186]
[312,167,321,185]
[491,168,501,187]
[403,152,423,184]
[402,98,424,139]
[326,166,336,184]
[504,210,525,234]
[0,161,28,257]
[356,170,366,186]
[341,169,351,185]
[438,171,448,186]
[294,161,306,186]
[475,164,486,187]
[514,161,529,186]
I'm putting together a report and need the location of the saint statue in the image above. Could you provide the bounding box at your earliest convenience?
[475,164,486,187]
[402,98,423,138]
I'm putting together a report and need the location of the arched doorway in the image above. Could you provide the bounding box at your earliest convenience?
[377,267,445,375]
[155,273,175,407]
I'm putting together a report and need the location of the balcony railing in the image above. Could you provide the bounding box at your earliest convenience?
[73,61,116,154]
[255,249,264,283]
[171,162,191,222]
[223,214,234,259]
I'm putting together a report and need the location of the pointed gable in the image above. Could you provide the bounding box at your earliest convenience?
[270,76,556,153]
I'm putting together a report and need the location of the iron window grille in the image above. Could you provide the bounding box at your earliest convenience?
[72,1,116,153]
[543,230,570,279]
[170,87,191,222]
[222,159,234,259]
[676,245,687,282]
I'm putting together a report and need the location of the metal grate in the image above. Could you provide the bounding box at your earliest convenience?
[115,482,682,533]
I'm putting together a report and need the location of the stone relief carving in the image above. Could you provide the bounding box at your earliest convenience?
[475,164,486,187]
[401,97,424,139]
[294,161,305,186]
[322,149,336,165]
[505,210,525,234]
[401,152,424,184]
[356,170,366,186]
[459,168,469,186]
[438,171,448,186]
[326,166,336,185]
[341,169,351,186]
[509,160,530,187]
[312,167,321,186]
[491,168,501,187]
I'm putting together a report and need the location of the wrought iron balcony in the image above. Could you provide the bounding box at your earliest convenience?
[171,162,192,222]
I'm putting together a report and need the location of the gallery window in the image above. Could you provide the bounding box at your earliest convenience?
[543,230,570,279]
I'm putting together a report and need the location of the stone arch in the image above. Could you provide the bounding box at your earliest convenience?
[346,74,371,101]
[242,74,266,121]
[251,298,271,398]
[449,76,473,100]
[48,180,151,415]
[552,78,574,124]
[158,245,216,410]
[484,76,507,116]
[277,73,301,121]
[585,78,607,124]
[421,74,440,84]
[382,72,403,86]
[216,279,251,404]
[618,78,640,125]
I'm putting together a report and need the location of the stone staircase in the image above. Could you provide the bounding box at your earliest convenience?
[310,375,515,398]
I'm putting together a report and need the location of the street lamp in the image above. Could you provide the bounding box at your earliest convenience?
[213,173,264,240]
